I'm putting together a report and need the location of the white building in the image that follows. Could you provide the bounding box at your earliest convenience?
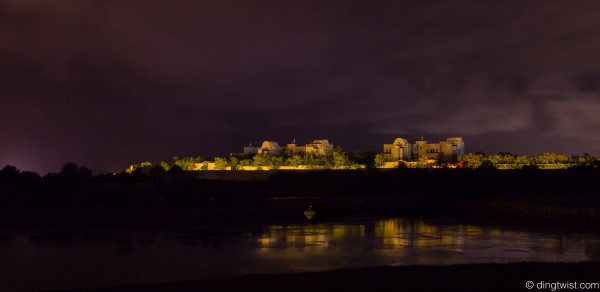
[286,139,306,155]
[384,137,465,162]
[304,139,333,156]
[235,139,333,157]
[257,141,284,155]
[242,143,259,156]
[383,138,412,161]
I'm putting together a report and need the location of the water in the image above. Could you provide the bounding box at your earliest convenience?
[1,217,598,291]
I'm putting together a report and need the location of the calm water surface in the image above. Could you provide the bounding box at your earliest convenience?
[1,217,598,291]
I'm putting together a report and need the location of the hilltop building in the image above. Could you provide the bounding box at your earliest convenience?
[286,139,306,155]
[233,139,333,157]
[257,141,284,155]
[289,139,333,156]
[240,141,284,156]
[382,138,412,161]
[384,137,465,162]
[242,143,259,156]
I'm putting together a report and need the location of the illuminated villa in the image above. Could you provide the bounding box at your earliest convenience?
[384,137,465,162]
[287,139,333,156]
[240,141,282,156]
[235,139,333,157]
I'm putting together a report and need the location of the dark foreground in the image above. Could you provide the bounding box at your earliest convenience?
[2,170,599,292]
[2,169,600,227]
[76,263,599,292]
[2,171,600,229]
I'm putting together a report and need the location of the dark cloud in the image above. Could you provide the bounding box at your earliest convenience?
[2,0,600,173]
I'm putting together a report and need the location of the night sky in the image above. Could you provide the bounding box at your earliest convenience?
[2,0,600,174]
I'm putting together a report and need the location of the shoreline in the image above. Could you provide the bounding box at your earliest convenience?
[2,195,599,230]
[77,262,600,292]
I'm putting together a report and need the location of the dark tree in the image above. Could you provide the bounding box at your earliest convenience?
[478,160,496,170]
[0,165,21,186]
[149,164,166,183]
[167,164,184,175]
[349,151,377,169]
[0,165,20,178]
[59,162,92,184]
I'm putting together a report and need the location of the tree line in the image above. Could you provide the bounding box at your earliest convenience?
[2,152,598,187]
[126,150,600,173]
[0,162,93,187]
[457,152,600,169]
[128,147,375,173]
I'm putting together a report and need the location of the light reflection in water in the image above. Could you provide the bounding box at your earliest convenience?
[253,218,588,267]
[257,224,335,249]
[0,218,597,292]
[257,219,497,250]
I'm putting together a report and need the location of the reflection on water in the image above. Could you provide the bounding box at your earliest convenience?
[252,219,594,267]
[257,224,364,248]
[0,218,598,291]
